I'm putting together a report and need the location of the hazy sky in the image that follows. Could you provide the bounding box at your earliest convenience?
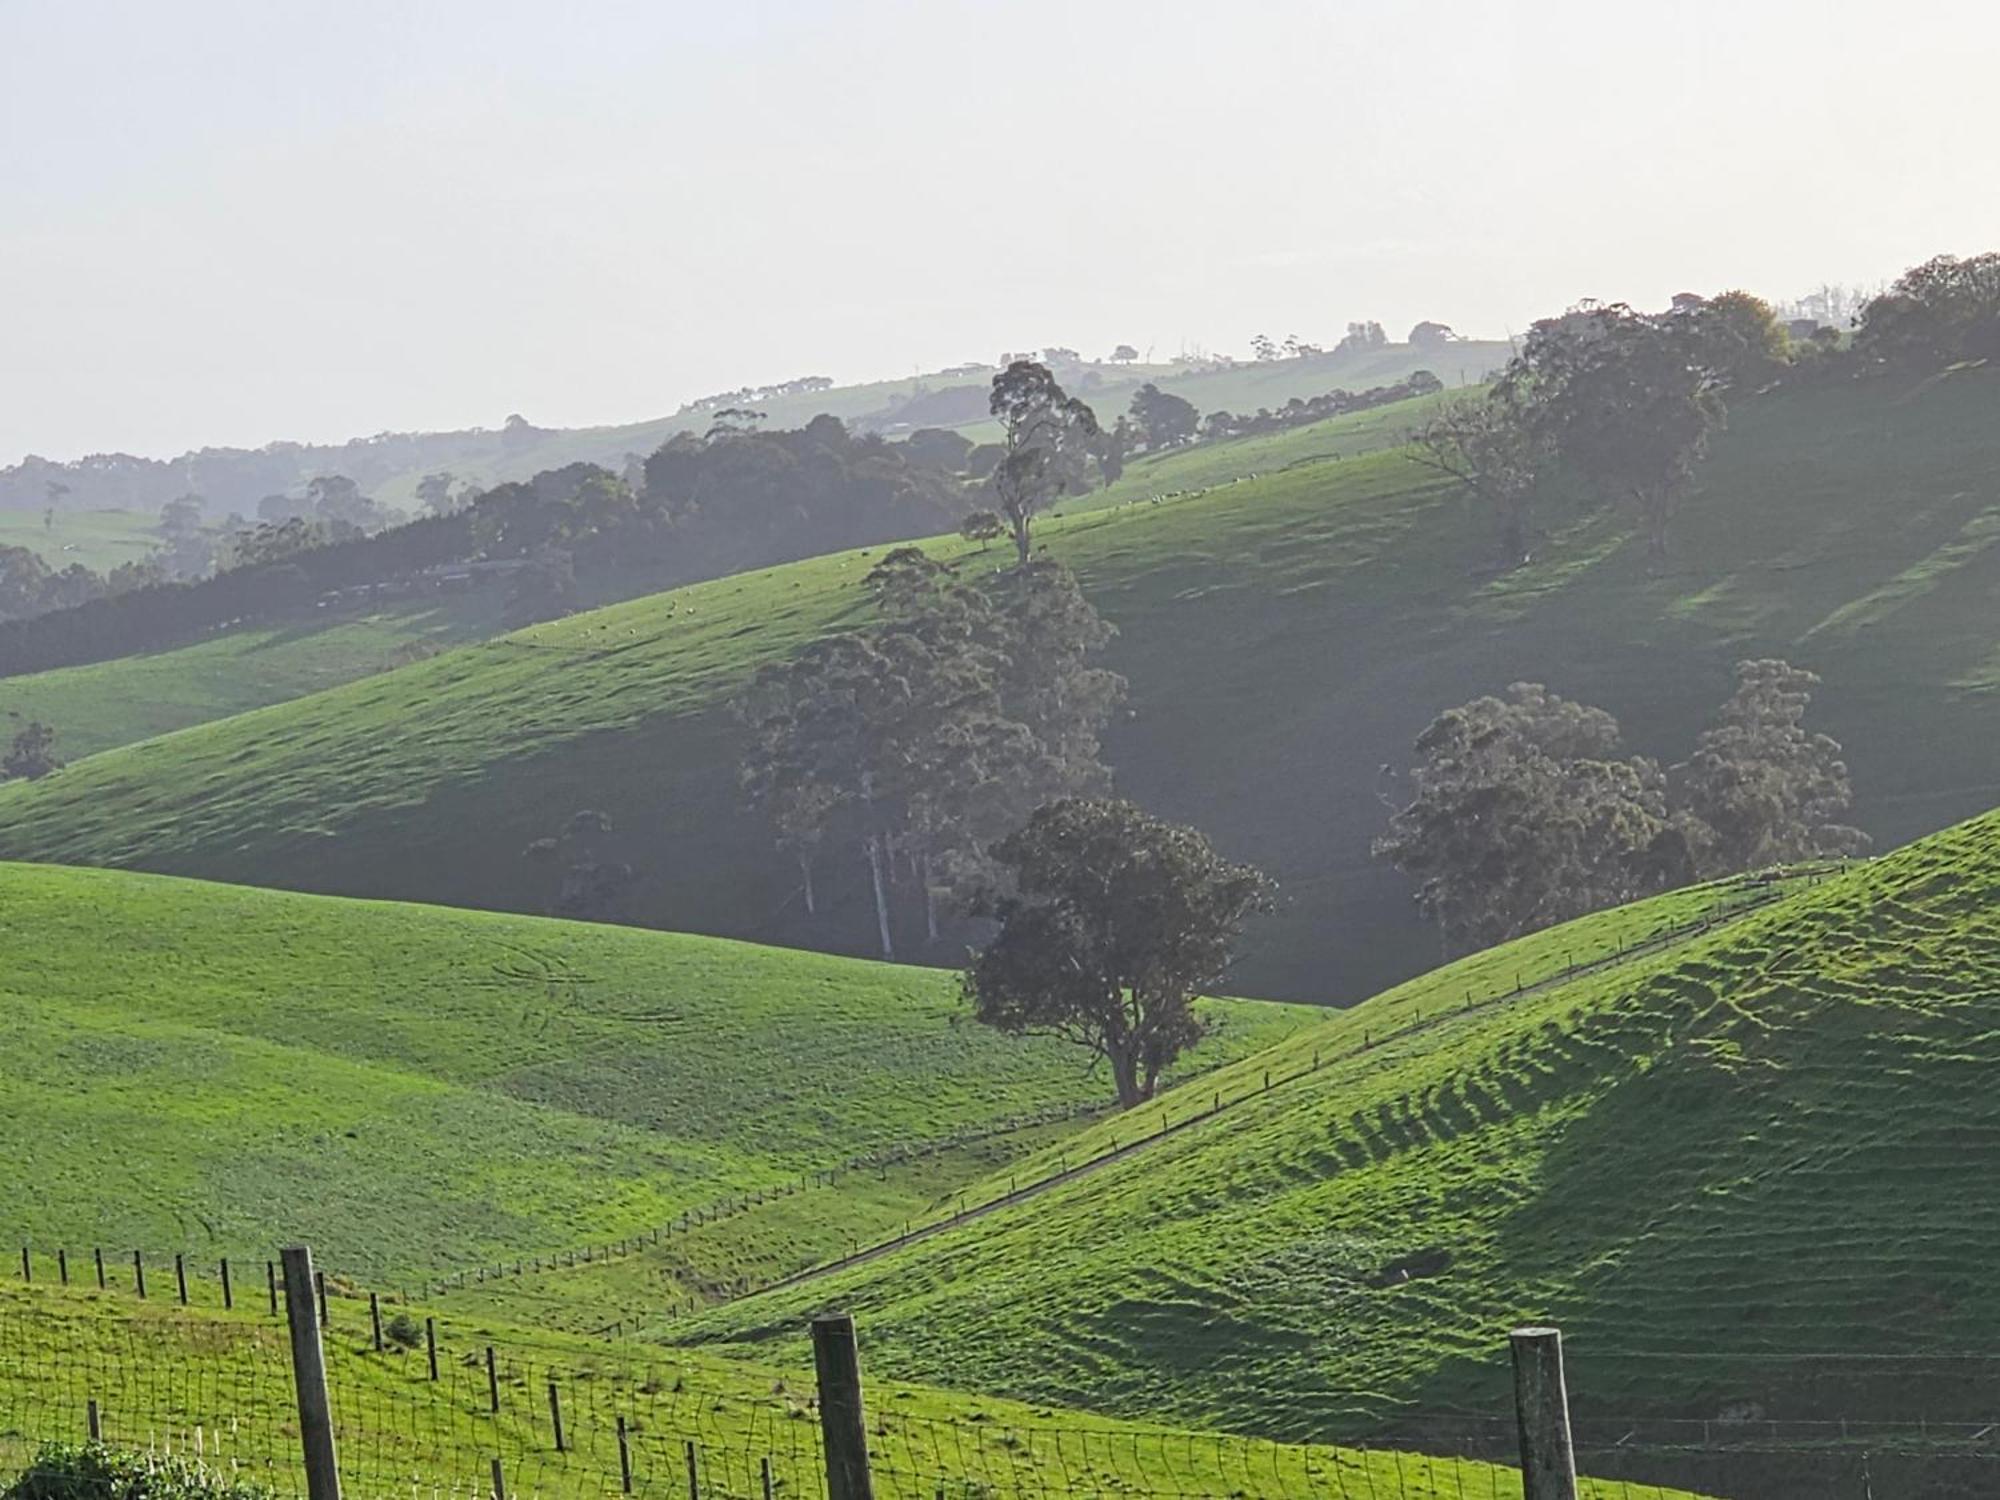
[5,0,1997,464]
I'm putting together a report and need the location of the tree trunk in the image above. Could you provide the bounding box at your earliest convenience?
[1108,1043,1145,1110]
[798,852,817,916]
[920,852,940,945]
[1010,510,1032,567]
[863,835,894,961]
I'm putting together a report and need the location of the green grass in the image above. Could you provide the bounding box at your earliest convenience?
[4,367,1999,1003]
[0,509,167,573]
[0,1280,1692,1500]
[0,863,1311,1287]
[0,596,505,761]
[670,810,2000,1452]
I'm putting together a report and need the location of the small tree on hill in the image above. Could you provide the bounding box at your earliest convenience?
[2,721,63,781]
[989,361,1101,565]
[1410,389,1546,566]
[964,799,1272,1108]
[1128,383,1200,450]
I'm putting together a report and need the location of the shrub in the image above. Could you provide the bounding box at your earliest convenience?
[4,1443,270,1500]
[383,1310,424,1350]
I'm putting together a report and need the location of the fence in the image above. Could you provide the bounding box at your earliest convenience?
[5,1253,1993,1500]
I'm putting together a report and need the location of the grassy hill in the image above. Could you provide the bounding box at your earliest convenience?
[0,508,167,572]
[0,393,1445,763]
[674,811,2000,1463]
[3,366,1998,1000]
[0,863,1309,1285]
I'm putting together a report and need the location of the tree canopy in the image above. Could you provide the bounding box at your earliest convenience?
[963,798,1273,1108]
[987,361,1101,565]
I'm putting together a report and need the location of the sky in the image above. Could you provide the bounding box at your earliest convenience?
[4,0,1998,464]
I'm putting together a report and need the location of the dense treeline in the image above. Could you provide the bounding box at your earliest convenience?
[0,423,961,678]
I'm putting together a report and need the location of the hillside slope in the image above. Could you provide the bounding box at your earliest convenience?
[2,367,1998,999]
[0,863,1308,1282]
[0,393,1441,761]
[686,812,2000,1450]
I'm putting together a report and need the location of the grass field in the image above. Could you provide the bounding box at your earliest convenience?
[0,1280,1687,1500]
[0,596,505,761]
[0,863,1312,1286]
[3,366,1998,1002]
[0,509,166,572]
[668,808,2000,1453]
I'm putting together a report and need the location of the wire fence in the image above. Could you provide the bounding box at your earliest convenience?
[8,1284,1999,1500]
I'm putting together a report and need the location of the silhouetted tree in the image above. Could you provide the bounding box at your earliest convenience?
[988,361,1101,565]
[2,720,62,780]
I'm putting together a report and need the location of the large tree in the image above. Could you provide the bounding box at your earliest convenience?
[1409,389,1545,566]
[1672,659,1867,876]
[738,548,1124,957]
[1501,303,1724,562]
[1128,383,1199,450]
[1374,684,1684,956]
[964,798,1272,1108]
[2,720,62,781]
[988,360,1101,565]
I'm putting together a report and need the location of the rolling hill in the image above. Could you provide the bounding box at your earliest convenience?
[0,862,1311,1285]
[0,391,1447,762]
[672,805,2000,1473]
[3,364,1996,1001]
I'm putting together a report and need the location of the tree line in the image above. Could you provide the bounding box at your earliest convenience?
[1376,661,1865,955]
[1413,251,2000,569]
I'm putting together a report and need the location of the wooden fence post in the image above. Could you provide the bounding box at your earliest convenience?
[486,1346,500,1413]
[58,1249,68,1286]
[268,1260,278,1316]
[19,1246,28,1283]
[426,1316,439,1381]
[617,1415,633,1493]
[281,1246,343,1500]
[221,1258,233,1310]
[1510,1326,1578,1500]
[95,1248,105,1290]
[760,1455,774,1500]
[684,1439,700,1500]
[490,1458,506,1500]
[133,1251,146,1299]
[811,1313,875,1500]
[370,1292,383,1352]
[176,1253,189,1306]
[87,1399,102,1442]
[315,1270,328,1328]
[548,1381,566,1452]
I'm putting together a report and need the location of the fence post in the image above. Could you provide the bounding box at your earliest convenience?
[267,1260,278,1316]
[221,1258,233,1310]
[1510,1326,1578,1500]
[617,1416,634,1494]
[176,1253,189,1306]
[684,1439,700,1500]
[760,1456,774,1500]
[87,1399,102,1442]
[426,1316,439,1381]
[281,1246,343,1500]
[490,1458,506,1500]
[486,1346,500,1413]
[20,1246,28,1283]
[95,1248,105,1290]
[133,1251,146,1299]
[544,1379,567,1452]
[315,1270,329,1328]
[811,1313,875,1500]
[58,1249,68,1286]
[370,1292,383,1352]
